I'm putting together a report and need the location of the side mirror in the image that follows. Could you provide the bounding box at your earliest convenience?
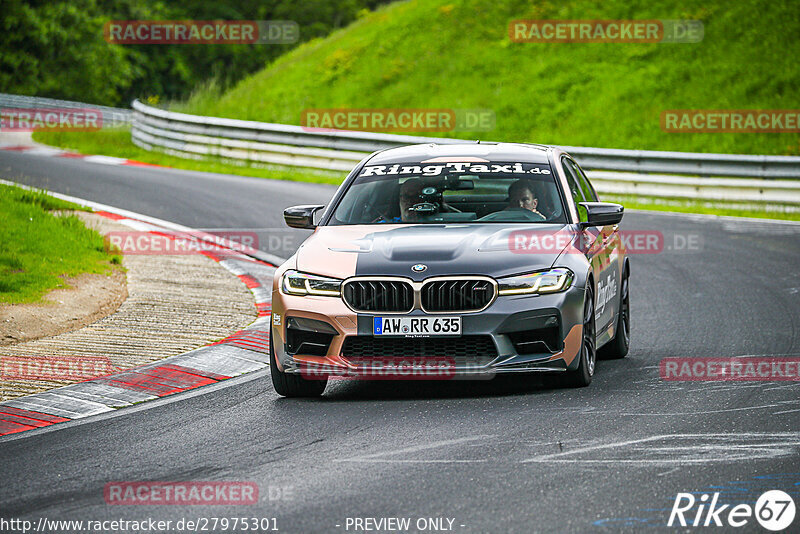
[578,202,624,227]
[284,205,325,229]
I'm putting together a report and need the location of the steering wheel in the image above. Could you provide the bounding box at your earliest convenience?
[365,203,396,223]
[408,202,439,215]
[477,208,547,222]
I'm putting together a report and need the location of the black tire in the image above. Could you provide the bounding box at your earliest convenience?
[598,267,630,360]
[558,285,596,388]
[269,327,327,397]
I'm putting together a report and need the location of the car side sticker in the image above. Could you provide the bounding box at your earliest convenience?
[596,273,618,317]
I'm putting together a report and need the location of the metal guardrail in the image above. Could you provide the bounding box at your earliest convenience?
[131,99,800,179]
[131,100,800,206]
[560,145,800,180]
[2,91,797,207]
[0,93,131,127]
[131,100,465,171]
[587,171,800,204]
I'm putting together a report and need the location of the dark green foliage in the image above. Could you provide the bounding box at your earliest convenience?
[0,0,387,106]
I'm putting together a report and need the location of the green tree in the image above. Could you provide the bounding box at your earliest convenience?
[0,0,390,106]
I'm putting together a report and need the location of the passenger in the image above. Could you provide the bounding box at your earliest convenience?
[506,179,546,220]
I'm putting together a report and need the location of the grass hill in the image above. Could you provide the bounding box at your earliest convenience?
[176,0,799,155]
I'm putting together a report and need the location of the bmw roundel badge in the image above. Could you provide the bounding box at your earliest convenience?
[411,264,427,273]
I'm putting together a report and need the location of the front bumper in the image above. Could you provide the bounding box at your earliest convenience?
[270,284,585,379]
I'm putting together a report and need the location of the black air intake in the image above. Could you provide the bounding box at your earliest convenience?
[341,335,498,364]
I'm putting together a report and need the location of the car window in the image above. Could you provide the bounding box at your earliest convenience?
[561,157,588,222]
[328,160,568,225]
[571,159,599,202]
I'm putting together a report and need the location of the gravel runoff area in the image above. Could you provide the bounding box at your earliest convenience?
[0,212,257,401]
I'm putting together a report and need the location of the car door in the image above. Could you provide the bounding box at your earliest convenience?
[562,156,620,336]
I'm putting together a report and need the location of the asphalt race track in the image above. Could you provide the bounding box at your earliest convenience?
[1,150,799,533]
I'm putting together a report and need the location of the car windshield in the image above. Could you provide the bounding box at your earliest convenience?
[329,160,568,225]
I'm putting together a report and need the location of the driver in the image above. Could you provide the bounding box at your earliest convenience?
[370,179,429,223]
[506,179,546,220]
[372,178,449,223]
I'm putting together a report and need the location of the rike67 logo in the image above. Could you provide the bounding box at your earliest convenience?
[669,490,796,531]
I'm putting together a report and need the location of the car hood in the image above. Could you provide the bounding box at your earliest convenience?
[295,224,575,280]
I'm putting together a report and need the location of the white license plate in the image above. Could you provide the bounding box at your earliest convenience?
[373,316,461,336]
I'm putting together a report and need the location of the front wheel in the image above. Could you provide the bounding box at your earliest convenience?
[599,266,630,360]
[269,327,328,397]
[558,285,596,388]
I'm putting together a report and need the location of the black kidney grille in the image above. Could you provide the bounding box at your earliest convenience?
[422,279,495,312]
[343,280,414,312]
[342,335,497,364]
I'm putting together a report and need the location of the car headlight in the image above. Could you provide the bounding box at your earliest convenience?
[497,268,574,296]
[281,270,342,296]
